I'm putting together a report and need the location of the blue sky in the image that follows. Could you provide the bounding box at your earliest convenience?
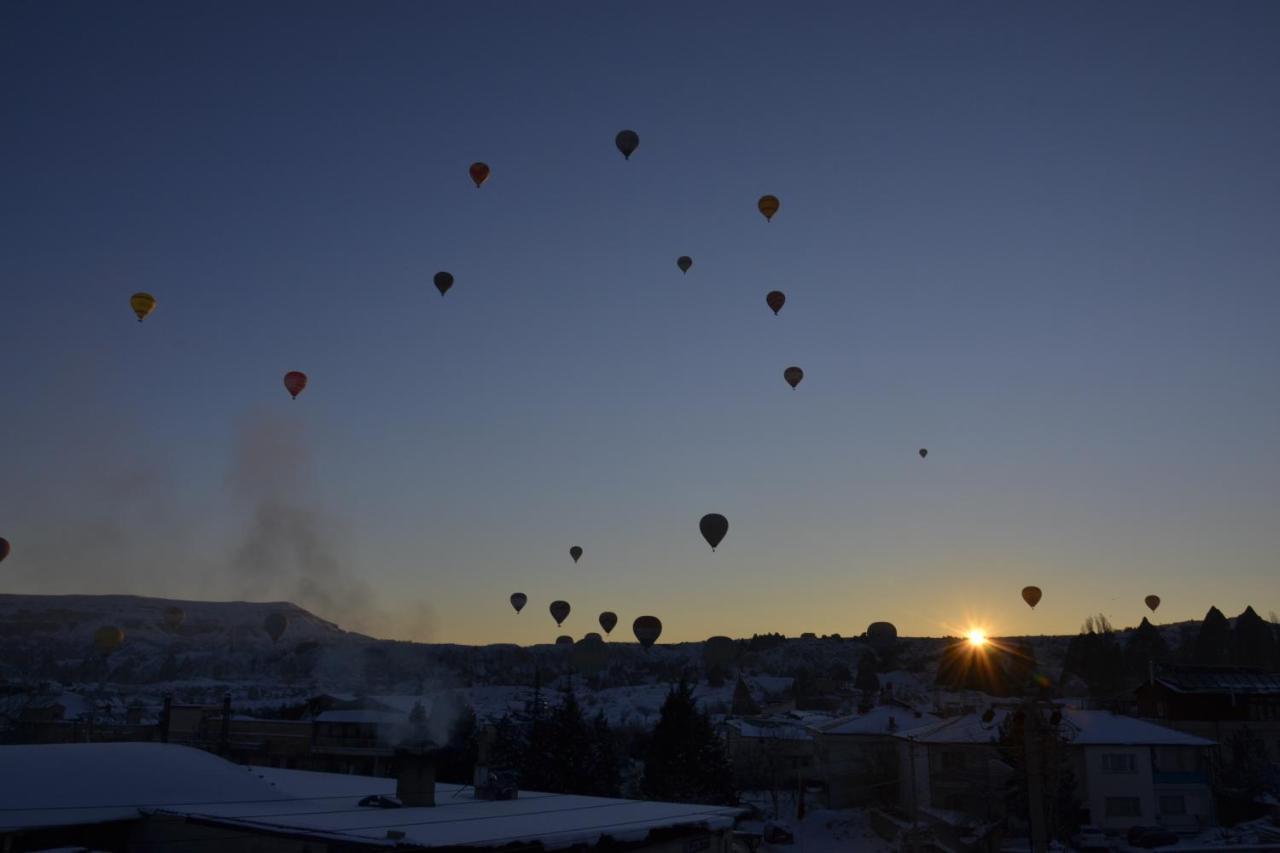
[3,1,1278,644]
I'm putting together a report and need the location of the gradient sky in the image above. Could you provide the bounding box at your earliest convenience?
[3,1,1279,645]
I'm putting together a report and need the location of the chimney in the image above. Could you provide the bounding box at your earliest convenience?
[473,725,495,789]
[396,749,436,807]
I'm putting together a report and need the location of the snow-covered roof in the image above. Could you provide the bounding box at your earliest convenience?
[892,708,1215,747]
[315,710,406,724]
[1062,710,1214,746]
[1153,667,1280,695]
[724,717,812,741]
[155,784,743,850]
[0,743,288,831]
[816,706,939,736]
[252,766,395,798]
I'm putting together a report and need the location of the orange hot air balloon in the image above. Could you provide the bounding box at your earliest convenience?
[677,256,693,274]
[758,195,780,221]
[1145,595,1161,613]
[469,162,490,188]
[784,366,804,389]
[510,593,527,614]
[633,615,662,650]
[700,513,728,551]
[283,371,307,399]
[766,291,785,315]
[94,626,125,656]
[615,130,639,160]
[433,272,454,296]
[130,293,156,323]
[550,600,571,626]
[919,448,928,459]
[598,611,618,634]
[1022,586,1043,609]
[163,606,185,632]
[0,537,9,563]
[569,546,583,564]
[264,612,288,643]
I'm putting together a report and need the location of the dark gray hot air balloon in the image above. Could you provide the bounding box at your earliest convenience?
[615,130,639,160]
[677,256,693,274]
[569,546,583,564]
[433,271,454,297]
[1022,586,1042,609]
[784,366,804,389]
[264,612,288,643]
[599,611,618,634]
[572,634,609,675]
[556,634,573,646]
[866,622,897,653]
[699,513,728,551]
[633,615,662,650]
[550,600,571,626]
[510,593,527,614]
[1145,595,1161,613]
[703,635,736,669]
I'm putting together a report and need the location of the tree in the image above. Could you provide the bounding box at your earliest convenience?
[433,704,478,784]
[1231,606,1278,671]
[855,655,881,697]
[641,680,735,805]
[1192,607,1231,666]
[1123,618,1170,680]
[516,687,619,796]
[996,708,1080,844]
[731,677,760,716]
[1061,615,1124,698]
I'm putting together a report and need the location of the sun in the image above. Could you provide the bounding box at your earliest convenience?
[966,629,988,648]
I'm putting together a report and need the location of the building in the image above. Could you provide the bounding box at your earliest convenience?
[1,741,744,853]
[812,705,938,808]
[1135,665,1280,763]
[893,707,1216,838]
[718,715,816,792]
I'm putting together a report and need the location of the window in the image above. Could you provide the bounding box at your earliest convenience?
[1159,794,1186,815]
[1102,753,1137,774]
[1105,797,1142,818]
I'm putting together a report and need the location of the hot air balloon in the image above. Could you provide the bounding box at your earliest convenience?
[264,612,288,643]
[572,634,609,675]
[584,632,602,642]
[130,293,156,323]
[283,371,307,400]
[94,626,124,656]
[1145,595,1161,613]
[919,448,928,459]
[1021,586,1043,609]
[784,366,804,389]
[703,635,736,669]
[556,634,573,646]
[569,546,583,564]
[758,195,780,222]
[163,606,184,632]
[699,513,728,551]
[766,291,785,315]
[633,615,662,650]
[615,130,639,160]
[469,162,490,188]
[510,593,528,614]
[677,256,693,274]
[0,538,9,563]
[550,600,571,626]
[598,611,618,635]
[433,272,454,296]
[867,622,897,653]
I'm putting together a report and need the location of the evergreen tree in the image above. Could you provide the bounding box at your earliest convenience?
[1061,615,1125,697]
[1193,606,1232,666]
[855,655,881,696]
[731,677,760,716]
[1231,606,1278,671]
[1123,618,1170,679]
[640,680,735,805]
[586,710,623,797]
[433,704,478,784]
[996,708,1081,844]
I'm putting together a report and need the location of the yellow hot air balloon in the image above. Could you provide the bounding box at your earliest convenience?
[130,293,156,323]
[94,626,125,656]
[758,195,780,222]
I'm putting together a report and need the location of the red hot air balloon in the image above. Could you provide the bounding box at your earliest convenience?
[469,162,490,188]
[510,593,527,614]
[700,513,728,551]
[633,615,662,650]
[615,130,639,160]
[550,600,571,626]
[598,611,618,634]
[0,538,9,563]
[283,371,307,399]
[766,291,785,315]
[784,366,804,389]
[433,272,454,296]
